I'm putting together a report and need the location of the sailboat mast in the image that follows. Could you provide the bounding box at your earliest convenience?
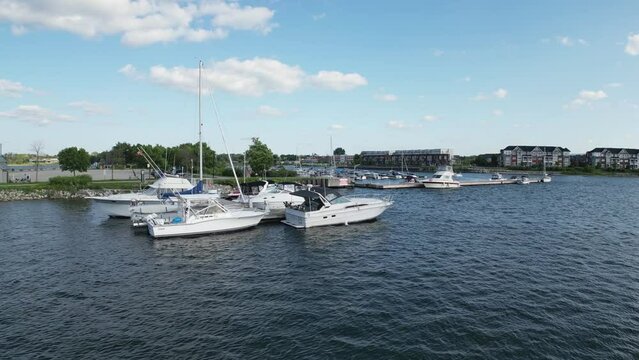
[198,60,203,182]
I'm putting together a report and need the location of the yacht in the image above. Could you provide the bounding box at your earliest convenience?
[88,175,203,217]
[541,174,552,183]
[235,180,306,220]
[143,197,265,238]
[282,188,393,229]
[517,175,531,185]
[422,165,461,189]
[490,173,504,181]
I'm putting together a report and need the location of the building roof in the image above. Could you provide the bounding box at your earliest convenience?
[501,145,571,152]
[587,147,639,154]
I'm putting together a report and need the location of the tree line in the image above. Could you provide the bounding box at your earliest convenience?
[55,138,312,177]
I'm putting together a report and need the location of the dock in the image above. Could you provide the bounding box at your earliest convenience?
[354,179,542,189]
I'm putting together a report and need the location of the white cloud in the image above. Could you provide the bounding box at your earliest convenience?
[556,36,588,47]
[0,78,34,97]
[387,120,406,129]
[328,124,344,130]
[0,0,276,47]
[422,115,438,122]
[257,105,283,117]
[493,109,503,117]
[605,82,623,88]
[625,33,639,55]
[68,101,110,116]
[472,88,508,101]
[149,58,304,96]
[374,93,397,102]
[309,71,367,91]
[433,49,444,57]
[118,64,144,80]
[126,58,368,96]
[0,105,74,126]
[565,89,608,109]
[312,13,326,21]
[493,88,508,98]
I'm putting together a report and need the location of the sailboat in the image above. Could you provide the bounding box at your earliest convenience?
[541,149,552,183]
[142,61,266,238]
[129,60,222,220]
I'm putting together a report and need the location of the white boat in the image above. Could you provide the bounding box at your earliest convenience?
[422,165,461,189]
[490,173,504,181]
[282,188,393,229]
[236,180,305,220]
[144,198,265,238]
[541,155,551,183]
[88,176,202,217]
[517,175,531,185]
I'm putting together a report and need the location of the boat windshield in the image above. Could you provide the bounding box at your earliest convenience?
[330,196,351,204]
[432,175,442,179]
[142,187,158,196]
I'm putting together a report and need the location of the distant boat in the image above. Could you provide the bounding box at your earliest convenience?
[422,165,461,189]
[517,175,531,185]
[490,173,504,181]
[282,187,393,228]
[541,155,552,183]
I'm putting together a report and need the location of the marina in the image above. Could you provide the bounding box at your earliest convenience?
[2,175,638,359]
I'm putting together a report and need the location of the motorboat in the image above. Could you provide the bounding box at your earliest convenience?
[129,186,220,221]
[422,165,461,189]
[517,175,531,185]
[143,197,266,238]
[235,180,305,220]
[88,176,205,217]
[490,173,504,181]
[282,187,393,229]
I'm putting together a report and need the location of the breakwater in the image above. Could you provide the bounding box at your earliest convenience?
[0,189,120,202]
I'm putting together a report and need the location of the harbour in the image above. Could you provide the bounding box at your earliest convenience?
[2,175,638,358]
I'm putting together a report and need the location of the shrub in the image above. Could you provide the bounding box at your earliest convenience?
[48,175,92,189]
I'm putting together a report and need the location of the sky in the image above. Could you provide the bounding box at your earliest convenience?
[0,0,638,156]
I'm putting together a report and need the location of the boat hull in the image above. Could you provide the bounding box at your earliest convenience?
[89,196,138,217]
[282,201,391,229]
[147,211,264,238]
[422,181,461,189]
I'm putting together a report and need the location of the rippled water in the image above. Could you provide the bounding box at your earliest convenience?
[1,175,638,359]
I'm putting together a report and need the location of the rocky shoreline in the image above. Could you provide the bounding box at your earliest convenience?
[0,189,123,202]
[0,185,234,202]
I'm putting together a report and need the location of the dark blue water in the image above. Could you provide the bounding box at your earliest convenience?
[1,176,638,359]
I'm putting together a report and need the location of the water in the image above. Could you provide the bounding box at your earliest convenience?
[1,176,638,359]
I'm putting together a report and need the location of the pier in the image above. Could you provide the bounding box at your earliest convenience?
[354,179,543,189]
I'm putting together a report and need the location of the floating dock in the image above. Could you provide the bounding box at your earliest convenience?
[354,179,542,189]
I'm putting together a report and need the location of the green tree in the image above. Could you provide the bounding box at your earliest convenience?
[246,137,274,177]
[333,147,346,155]
[57,147,90,175]
[353,154,361,165]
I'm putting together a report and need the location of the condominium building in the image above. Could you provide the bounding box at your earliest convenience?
[586,148,639,169]
[360,149,454,168]
[500,146,571,167]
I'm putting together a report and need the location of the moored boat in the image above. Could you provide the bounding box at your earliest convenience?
[144,197,265,238]
[422,165,461,189]
[282,188,392,229]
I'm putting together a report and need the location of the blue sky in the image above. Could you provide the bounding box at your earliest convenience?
[1,0,638,156]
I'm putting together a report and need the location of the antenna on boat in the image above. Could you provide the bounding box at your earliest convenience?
[137,146,164,178]
[208,92,246,202]
[198,60,203,182]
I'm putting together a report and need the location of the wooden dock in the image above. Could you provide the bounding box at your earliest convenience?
[354,179,542,189]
